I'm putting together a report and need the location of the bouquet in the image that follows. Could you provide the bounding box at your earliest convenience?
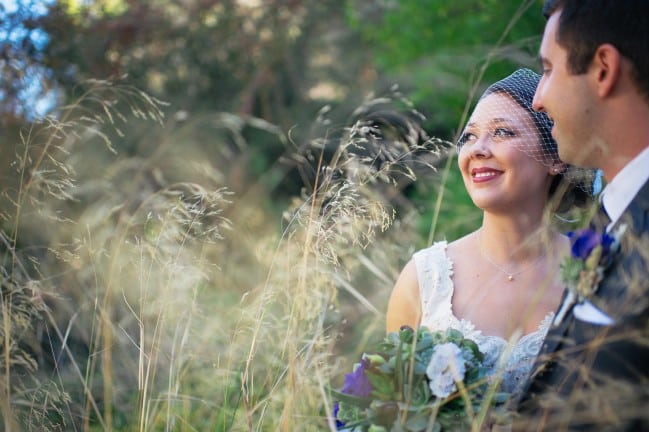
[331,326,501,431]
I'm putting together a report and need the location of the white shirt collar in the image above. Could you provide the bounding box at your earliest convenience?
[601,146,649,226]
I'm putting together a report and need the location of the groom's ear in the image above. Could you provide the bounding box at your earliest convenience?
[591,43,622,98]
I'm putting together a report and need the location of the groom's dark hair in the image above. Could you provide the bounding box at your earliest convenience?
[543,0,649,100]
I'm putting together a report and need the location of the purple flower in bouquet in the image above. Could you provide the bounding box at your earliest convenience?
[341,356,373,397]
[332,402,345,428]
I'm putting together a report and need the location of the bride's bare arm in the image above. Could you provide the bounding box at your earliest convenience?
[385,259,422,333]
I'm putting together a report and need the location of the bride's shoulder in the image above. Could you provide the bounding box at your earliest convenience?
[412,241,450,265]
[409,234,477,268]
[449,230,476,245]
[415,240,448,253]
[446,231,478,258]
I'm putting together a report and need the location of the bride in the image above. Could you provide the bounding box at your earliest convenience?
[386,69,594,395]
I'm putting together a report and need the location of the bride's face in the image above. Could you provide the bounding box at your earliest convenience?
[457,92,554,213]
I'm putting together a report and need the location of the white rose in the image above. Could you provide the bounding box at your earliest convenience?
[426,342,466,398]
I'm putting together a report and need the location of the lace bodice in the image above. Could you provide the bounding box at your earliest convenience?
[414,241,553,395]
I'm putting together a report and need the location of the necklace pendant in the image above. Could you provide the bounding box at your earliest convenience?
[507,274,514,281]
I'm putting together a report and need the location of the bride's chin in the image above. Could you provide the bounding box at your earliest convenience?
[470,195,502,210]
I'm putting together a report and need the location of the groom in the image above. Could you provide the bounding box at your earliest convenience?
[515,0,649,430]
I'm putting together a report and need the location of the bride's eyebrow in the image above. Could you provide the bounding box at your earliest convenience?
[490,117,514,125]
[465,117,515,130]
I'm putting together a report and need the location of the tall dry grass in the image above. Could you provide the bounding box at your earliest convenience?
[0,77,452,431]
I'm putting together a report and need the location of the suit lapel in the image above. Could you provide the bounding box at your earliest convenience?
[537,309,573,359]
[519,307,574,400]
[593,180,649,316]
[529,289,574,377]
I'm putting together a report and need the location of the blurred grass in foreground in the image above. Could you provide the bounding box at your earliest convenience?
[1,78,466,430]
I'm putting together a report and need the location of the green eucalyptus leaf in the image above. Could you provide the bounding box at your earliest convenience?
[460,338,482,359]
[365,353,387,367]
[445,328,464,342]
[415,336,434,351]
[409,380,431,405]
[367,372,396,399]
[337,417,371,430]
[387,332,402,346]
[431,332,444,344]
[330,388,374,408]
[413,362,427,376]
[399,326,415,343]
[491,392,511,404]
[403,412,431,432]
[336,401,365,424]
[379,361,395,374]
[368,400,400,427]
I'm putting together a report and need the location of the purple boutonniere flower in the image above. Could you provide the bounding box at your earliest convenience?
[569,228,615,260]
[554,225,625,325]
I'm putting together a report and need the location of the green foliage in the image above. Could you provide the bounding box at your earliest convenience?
[348,0,544,67]
[347,0,546,132]
[411,156,481,246]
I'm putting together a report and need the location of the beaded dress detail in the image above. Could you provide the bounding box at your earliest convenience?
[414,241,554,395]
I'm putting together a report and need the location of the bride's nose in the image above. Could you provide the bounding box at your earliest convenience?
[470,135,492,158]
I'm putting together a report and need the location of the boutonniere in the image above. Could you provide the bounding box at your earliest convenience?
[553,224,626,325]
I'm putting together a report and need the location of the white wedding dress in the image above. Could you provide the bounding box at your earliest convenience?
[414,241,553,396]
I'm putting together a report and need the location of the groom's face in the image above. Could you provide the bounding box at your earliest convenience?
[534,11,599,169]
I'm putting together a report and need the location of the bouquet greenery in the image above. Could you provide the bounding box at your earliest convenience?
[331,326,499,431]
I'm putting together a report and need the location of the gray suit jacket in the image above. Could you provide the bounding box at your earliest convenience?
[515,179,649,431]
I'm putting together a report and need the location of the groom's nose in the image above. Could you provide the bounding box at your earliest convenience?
[532,80,546,114]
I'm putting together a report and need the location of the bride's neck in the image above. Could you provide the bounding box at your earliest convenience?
[478,214,556,262]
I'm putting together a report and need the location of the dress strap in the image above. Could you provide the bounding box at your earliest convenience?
[413,241,455,328]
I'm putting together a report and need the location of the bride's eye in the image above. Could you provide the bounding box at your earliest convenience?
[493,127,516,138]
[457,131,476,148]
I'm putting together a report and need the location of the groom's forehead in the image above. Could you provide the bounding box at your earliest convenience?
[538,12,563,67]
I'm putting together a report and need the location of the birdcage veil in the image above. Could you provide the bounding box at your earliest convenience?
[457,68,597,197]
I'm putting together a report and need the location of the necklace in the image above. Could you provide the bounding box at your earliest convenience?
[478,233,548,282]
